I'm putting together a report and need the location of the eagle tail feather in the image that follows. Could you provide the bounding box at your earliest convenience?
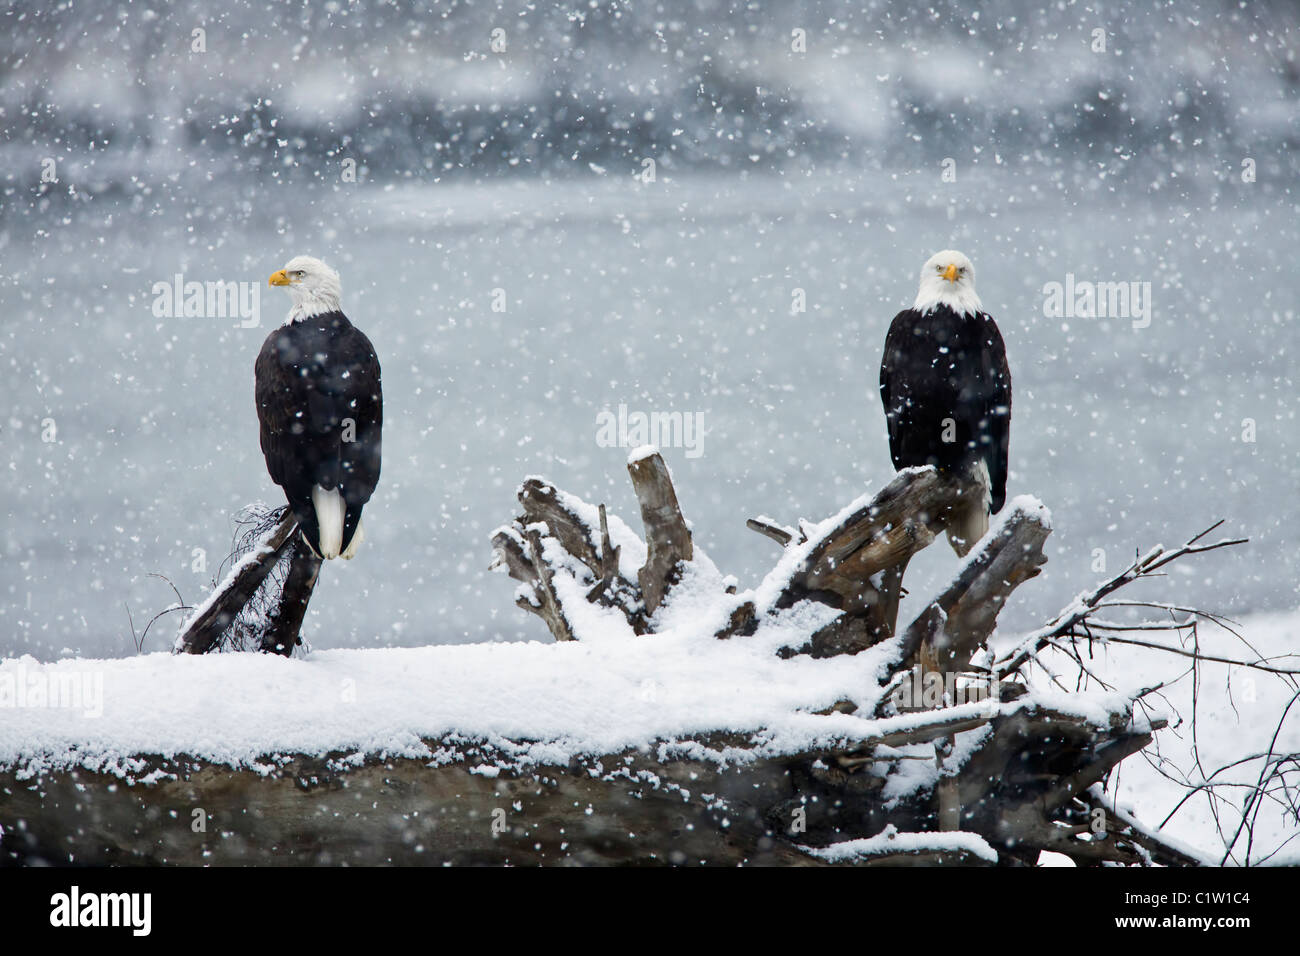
[341,519,364,560]
[311,484,346,560]
[946,459,993,557]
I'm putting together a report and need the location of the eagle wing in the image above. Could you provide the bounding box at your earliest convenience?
[254,318,383,509]
[254,333,301,497]
[979,313,1012,513]
[879,308,1012,513]
[335,325,383,509]
[878,309,914,470]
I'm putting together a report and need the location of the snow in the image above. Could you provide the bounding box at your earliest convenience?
[1,0,1297,869]
[0,619,907,781]
[1047,608,1300,866]
[801,825,999,864]
[0,540,1152,788]
[8,1,1300,664]
[2,596,1295,864]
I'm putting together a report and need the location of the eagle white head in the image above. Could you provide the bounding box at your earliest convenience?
[268,255,342,322]
[913,249,982,317]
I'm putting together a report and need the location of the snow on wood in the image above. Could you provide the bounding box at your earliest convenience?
[800,826,999,865]
[172,510,297,654]
[172,508,323,657]
[3,458,1283,867]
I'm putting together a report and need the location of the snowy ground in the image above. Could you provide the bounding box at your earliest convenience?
[2,169,1296,661]
[1022,607,1300,867]
[1,601,1295,865]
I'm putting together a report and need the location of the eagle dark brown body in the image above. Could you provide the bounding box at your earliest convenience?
[255,309,382,558]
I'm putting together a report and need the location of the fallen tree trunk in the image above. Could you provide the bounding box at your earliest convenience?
[5,456,1257,867]
[0,744,819,866]
[0,698,1187,867]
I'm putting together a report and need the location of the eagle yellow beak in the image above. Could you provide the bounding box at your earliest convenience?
[942,263,959,282]
[268,269,291,287]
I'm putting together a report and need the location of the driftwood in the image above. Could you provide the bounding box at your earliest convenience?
[490,464,655,639]
[628,450,694,615]
[485,453,1255,866]
[259,537,323,656]
[173,511,296,654]
[174,509,319,656]
[494,460,1044,656]
[897,508,1051,679]
[14,456,1267,867]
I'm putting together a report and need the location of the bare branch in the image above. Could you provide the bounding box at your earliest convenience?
[746,517,794,547]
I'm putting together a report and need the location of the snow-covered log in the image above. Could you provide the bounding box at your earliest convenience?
[0,661,1194,867]
[1,460,1261,867]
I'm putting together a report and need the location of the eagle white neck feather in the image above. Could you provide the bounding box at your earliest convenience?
[281,255,343,324]
[913,249,983,318]
[913,282,982,317]
[286,290,341,324]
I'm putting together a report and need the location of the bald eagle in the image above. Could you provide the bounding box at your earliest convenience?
[879,250,1011,556]
[257,255,382,560]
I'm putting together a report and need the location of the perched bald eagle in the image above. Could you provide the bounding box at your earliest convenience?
[257,256,382,560]
[879,250,1011,556]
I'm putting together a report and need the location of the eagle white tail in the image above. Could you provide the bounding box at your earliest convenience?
[946,459,993,557]
[311,484,347,560]
[341,519,364,560]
